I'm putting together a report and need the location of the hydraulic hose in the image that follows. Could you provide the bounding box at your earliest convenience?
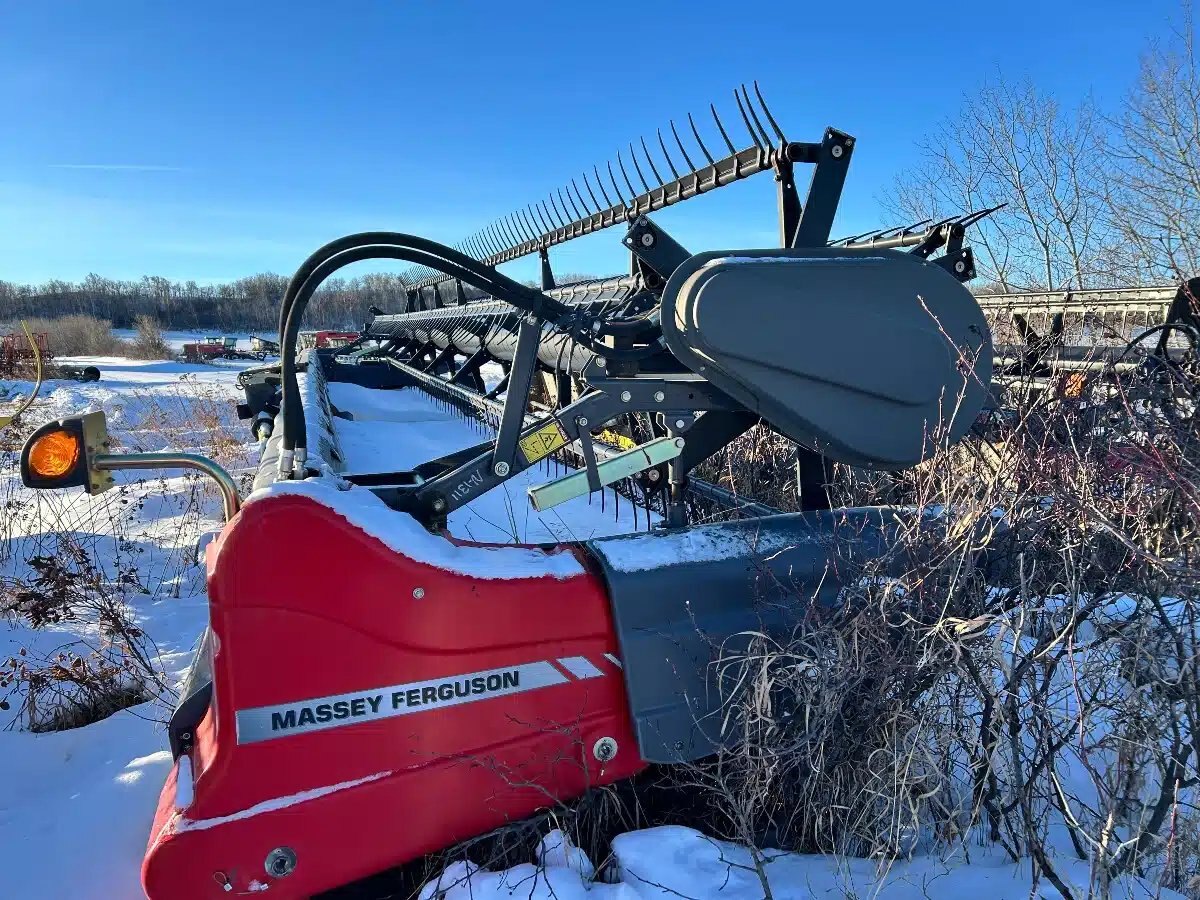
[276,233,668,478]
[279,244,544,471]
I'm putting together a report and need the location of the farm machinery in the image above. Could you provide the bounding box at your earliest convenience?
[1,328,101,383]
[19,85,1001,897]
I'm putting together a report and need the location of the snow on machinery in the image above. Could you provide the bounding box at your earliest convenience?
[20,85,1000,898]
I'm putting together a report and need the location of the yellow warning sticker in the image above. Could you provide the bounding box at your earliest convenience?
[597,428,637,451]
[519,420,570,464]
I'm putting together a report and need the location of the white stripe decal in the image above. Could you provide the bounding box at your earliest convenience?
[604,652,623,669]
[174,770,392,833]
[557,656,604,680]
[235,661,568,744]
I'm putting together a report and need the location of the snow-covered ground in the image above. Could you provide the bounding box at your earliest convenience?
[0,357,1182,899]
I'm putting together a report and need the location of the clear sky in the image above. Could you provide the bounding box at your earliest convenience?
[0,0,1176,287]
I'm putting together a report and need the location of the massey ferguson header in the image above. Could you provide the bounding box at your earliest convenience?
[20,84,999,897]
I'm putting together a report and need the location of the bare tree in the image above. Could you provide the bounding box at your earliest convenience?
[1105,4,1200,281]
[888,78,1116,291]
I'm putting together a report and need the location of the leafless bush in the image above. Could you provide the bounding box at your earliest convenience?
[5,315,128,358]
[682,349,1200,899]
[129,315,171,360]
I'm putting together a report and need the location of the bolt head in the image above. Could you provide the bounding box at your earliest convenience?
[494,461,511,477]
[647,469,661,482]
[675,419,686,429]
[639,232,655,247]
[654,391,665,402]
[593,736,618,762]
[596,357,607,368]
[265,847,297,879]
[620,390,632,402]
[954,260,967,273]
[577,416,589,427]
[432,498,446,512]
[831,144,844,158]
[413,587,425,599]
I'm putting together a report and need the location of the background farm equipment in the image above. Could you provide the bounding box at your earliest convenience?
[298,329,359,351]
[1,329,100,383]
[182,335,266,363]
[249,334,280,357]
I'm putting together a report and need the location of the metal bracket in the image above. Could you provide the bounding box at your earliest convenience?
[934,247,976,283]
[791,128,855,248]
[492,317,541,474]
[623,217,691,280]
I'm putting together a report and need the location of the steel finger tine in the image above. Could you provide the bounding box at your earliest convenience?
[549,192,569,226]
[628,142,652,194]
[639,135,664,185]
[752,81,786,144]
[616,149,638,200]
[569,178,593,216]
[560,186,583,221]
[710,104,737,155]
[593,165,615,207]
[740,84,772,148]
[688,112,716,165]
[733,89,764,151]
[582,171,605,211]
[657,128,682,180]
[669,119,697,171]
[607,160,628,206]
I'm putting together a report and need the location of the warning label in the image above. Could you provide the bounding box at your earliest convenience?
[519,420,569,464]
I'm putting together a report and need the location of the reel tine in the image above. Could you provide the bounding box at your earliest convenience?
[669,119,697,171]
[740,83,773,149]
[752,81,787,144]
[506,213,529,244]
[639,135,664,185]
[498,217,519,246]
[961,203,1006,227]
[560,187,582,221]
[711,104,737,155]
[521,206,542,241]
[512,209,529,244]
[628,142,652,193]
[535,201,554,233]
[616,149,638,200]
[688,112,716,165]
[657,128,682,180]
[581,172,604,211]
[569,178,593,216]
[734,88,765,151]
[549,192,569,226]
[607,159,629,206]
[593,165,615,207]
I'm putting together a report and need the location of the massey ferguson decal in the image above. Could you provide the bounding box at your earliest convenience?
[235,661,569,744]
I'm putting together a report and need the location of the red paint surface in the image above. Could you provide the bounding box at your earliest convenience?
[143,494,645,898]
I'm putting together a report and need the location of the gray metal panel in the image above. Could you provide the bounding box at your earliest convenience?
[660,249,994,469]
[586,509,897,763]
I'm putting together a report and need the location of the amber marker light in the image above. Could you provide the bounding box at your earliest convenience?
[26,429,82,479]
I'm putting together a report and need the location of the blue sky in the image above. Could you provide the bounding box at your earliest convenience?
[0,1,1174,287]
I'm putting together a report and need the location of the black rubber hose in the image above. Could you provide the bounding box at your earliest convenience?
[276,233,664,476]
[275,232,563,351]
[280,244,544,460]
